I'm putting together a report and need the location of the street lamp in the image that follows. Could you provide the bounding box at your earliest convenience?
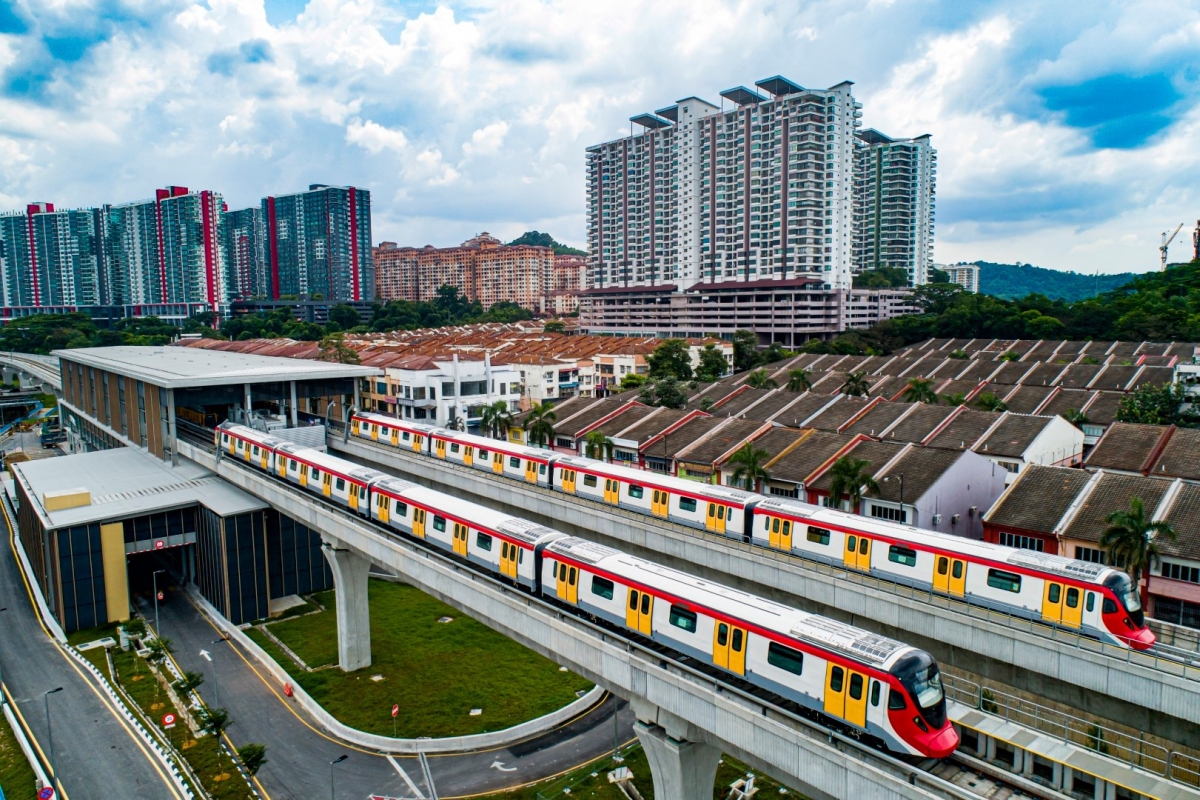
[44,686,63,796]
[209,638,226,708]
[883,473,905,524]
[330,754,348,800]
[152,570,167,635]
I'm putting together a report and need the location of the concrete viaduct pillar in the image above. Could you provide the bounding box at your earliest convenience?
[321,539,372,671]
[631,699,721,800]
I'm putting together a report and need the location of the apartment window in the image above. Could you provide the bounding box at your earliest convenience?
[136,381,147,447]
[997,460,1020,474]
[768,485,799,498]
[1162,562,1200,584]
[998,532,1045,552]
[1075,547,1106,564]
[869,504,907,524]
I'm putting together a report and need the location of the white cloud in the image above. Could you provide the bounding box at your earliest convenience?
[462,120,508,158]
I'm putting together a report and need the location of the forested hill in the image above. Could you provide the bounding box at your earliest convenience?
[976,261,1138,301]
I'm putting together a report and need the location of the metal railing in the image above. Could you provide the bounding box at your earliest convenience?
[329,432,1200,683]
[945,674,1200,788]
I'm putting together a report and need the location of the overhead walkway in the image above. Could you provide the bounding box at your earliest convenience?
[177,438,1200,800]
[0,352,61,392]
[327,433,1200,748]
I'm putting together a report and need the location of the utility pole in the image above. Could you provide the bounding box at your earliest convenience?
[44,687,63,796]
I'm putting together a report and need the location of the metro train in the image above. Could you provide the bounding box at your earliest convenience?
[216,422,959,759]
[346,411,1155,651]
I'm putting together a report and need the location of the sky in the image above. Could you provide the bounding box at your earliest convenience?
[1,0,1199,275]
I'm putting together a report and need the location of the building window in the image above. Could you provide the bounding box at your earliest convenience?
[997,460,1020,474]
[1162,562,1200,584]
[136,381,147,447]
[1154,597,1200,630]
[768,485,799,498]
[118,380,127,435]
[1075,546,1106,564]
[869,504,907,523]
[998,532,1046,552]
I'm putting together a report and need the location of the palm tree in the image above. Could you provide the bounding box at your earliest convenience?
[827,456,878,514]
[944,392,967,406]
[582,430,614,461]
[727,442,771,492]
[903,377,939,404]
[479,400,513,440]
[786,368,813,393]
[447,416,466,432]
[1101,497,1177,600]
[841,370,871,398]
[999,351,1021,362]
[523,402,556,448]
[975,392,1008,412]
[746,369,778,390]
[1062,408,1089,429]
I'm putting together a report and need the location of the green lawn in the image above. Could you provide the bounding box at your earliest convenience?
[483,746,805,799]
[0,700,38,800]
[252,580,594,737]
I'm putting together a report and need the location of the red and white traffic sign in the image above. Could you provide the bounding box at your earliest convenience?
[391,704,399,718]
[162,712,176,729]
[154,540,165,550]
[157,592,164,601]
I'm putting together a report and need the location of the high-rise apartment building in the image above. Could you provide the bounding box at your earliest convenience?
[853,130,936,285]
[0,203,102,307]
[373,233,553,313]
[262,184,372,302]
[548,254,586,315]
[223,207,267,299]
[941,263,980,293]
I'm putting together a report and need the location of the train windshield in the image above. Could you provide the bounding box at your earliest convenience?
[890,652,947,729]
[1103,572,1145,626]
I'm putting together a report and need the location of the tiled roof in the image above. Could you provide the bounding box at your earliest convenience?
[807,440,904,491]
[741,390,807,420]
[1019,363,1066,387]
[642,415,726,459]
[925,409,1002,450]
[512,395,588,427]
[764,430,858,484]
[985,465,1092,534]
[1038,389,1093,419]
[1060,473,1170,545]
[989,362,1033,384]
[953,360,998,381]
[589,404,660,438]
[716,426,807,466]
[560,396,636,436]
[1057,364,1103,389]
[1093,364,1139,391]
[810,372,851,394]
[841,402,912,436]
[1159,483,1200,561]
[1131,366,1174,388]
[975,414,1054,458]
[936,379,984,400]
[867,446,964,503]
[882,404,957,443]
[805,396,872,431]
[870,375,910,400]
[1084,423,1169,473]
[1082,391,1124,426]
[676,418,768,466]
[1107,341,1142,356]
[615,408,694,445]
[1146,428,1200,481]
[769,393,840,426]
[1002,385,1057,414]
[711,387,771,416]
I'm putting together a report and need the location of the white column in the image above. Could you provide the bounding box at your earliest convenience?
[321,541,372,671]
[289,381,298,427]
[634,721,721,800]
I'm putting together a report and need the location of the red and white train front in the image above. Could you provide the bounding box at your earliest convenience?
[1102,572,1154,649]
[885,651,957,758]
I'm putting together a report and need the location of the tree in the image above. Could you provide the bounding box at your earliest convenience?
[172,671,205,696]
[761,341,793,364]
[852,266,910,288]
[841,371,871,397]
[827,456,879,514]
[975,392,1008,412]
[696,344,729,382]
[582,430,614,461]
[1115,383,1196,426]
[1101,496,1177,601]
[647,339,694,381]
[999,351,1021,362]
[543,321,566,334]
[948,349,968,359]
[145,637,173,665]
[508,231,587,256]
[523,402,556,447]
[1062,408,1089,428]
[327,304,362,330]
[640,378,687,409]
[902,377,939,404]
[727,442,771,492]
[698,396,714,412]
[786,368,813,393]
[198,706,232,753]
[316,332,361,364]
[745,369,778,390]
[447,415,466,432]
[731,330,761,372]
[237,743,268,776]
[478,400,513,440]
[618,373,647,391]
[943,392,967,406]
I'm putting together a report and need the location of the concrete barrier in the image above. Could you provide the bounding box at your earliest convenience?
[187,585,606,755]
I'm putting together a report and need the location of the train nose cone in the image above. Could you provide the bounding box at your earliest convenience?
[1128,626,1156,650]
[925,725,959,759]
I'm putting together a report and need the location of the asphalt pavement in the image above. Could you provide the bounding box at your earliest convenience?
[0,496,186,800]
[153,582,635,800]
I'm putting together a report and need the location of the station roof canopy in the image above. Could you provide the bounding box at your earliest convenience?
[720,86,765,106]
[755,76,803,97]
[54,346,381,389]
[630,113,672,129]
[11,448,266,529]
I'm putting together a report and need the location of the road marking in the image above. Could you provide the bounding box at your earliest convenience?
[199,649,212,662]
[490,760,516,772]
[387,756,426,798]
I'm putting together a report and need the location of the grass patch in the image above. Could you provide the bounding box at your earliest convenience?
[482,746,805,799]
[260,579,593,737]
[0,699,38,800]
[66,621,121,648]
[245,628,296,671]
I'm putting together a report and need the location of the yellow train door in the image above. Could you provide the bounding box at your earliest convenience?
[563,469,577,494]
[322,473,333,498]
[650,489,667,517]
[299,464,308,488]
[435,438,446,458]
[351,419,360,437]
[376,494,390,524]
[625,589,652,635]
[769,517,787,548]
[412,508,426,538]
[707,503,718,532]
[713,623,748,675]
[500,542,519,579]
[566,565,578,603]
[948,559,966,597]
[605,479,619,504]
[348,483,359,511]
[856,537,871,570]
[464,446,474,467]
[413,435,423,453]
[1042,581,1064,624]
[825,664,846,718]
[844,670,868,728]
[934,556,950,593]
[525,460,538,483]
[453,523,469,556]
[370,424,378,441]
[1062,586,1083,628]
[493,452,504,474]
[555,561,578,603]
[277,456,288,478]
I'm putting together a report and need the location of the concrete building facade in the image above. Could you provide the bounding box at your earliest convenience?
[853,130,936,286]
[942,264,980,293]
[223,206,267,300]
[262,184,372,302]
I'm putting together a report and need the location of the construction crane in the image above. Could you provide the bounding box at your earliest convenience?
[1160,223,1184,270]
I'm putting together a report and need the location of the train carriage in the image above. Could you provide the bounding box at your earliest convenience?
[350,411,437,454]
[432,430,553,483]
[216,422,284,472]
[274,442,387,513]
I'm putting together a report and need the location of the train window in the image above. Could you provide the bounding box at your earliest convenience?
[336,478,345,491]
[591,576,614,600]
[509,456,521,468]
[584,474,598,487]
[519,549,524,564]
[766,642,804,675]
[668,605,697,633]
[1086,592,1095,612]
[679,497,697,512]
[450,443,460,454]
[476,533,492,551]
[1047,584,1061,603]
[628,590,638,610]
[870,680,880,706]
[1066,588,1080,608]
[478,449,488,459]
[782,521,791,537]
[222,434,229,443]
[772,518,780,534]
[987,569,1022,593]
[731,628,743,651]
[953,561,964,580]
[716,623,728,647]
[394,500,407,516]
[847,535,857,552]
[849,673,864,701]
[433,515,446,532]
[380,427,389,437]
[311,468,320,480]
[888,546,917,568]
[540,464,547,475]
[628,485,644,499]
[1103,597,1117,614]
[937,557,948,575]
[569,567,576,584]
[717,506,726,520]
[252,445,260,456]
[829,666,844,692]
[887,688,907,710]
[553,562,559,579]
[807,526,830,545]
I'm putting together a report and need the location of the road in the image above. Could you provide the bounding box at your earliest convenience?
[0,495,187,799]
[153,582,635,799]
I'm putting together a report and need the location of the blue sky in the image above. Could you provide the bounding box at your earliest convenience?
[1,0,1198,274]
